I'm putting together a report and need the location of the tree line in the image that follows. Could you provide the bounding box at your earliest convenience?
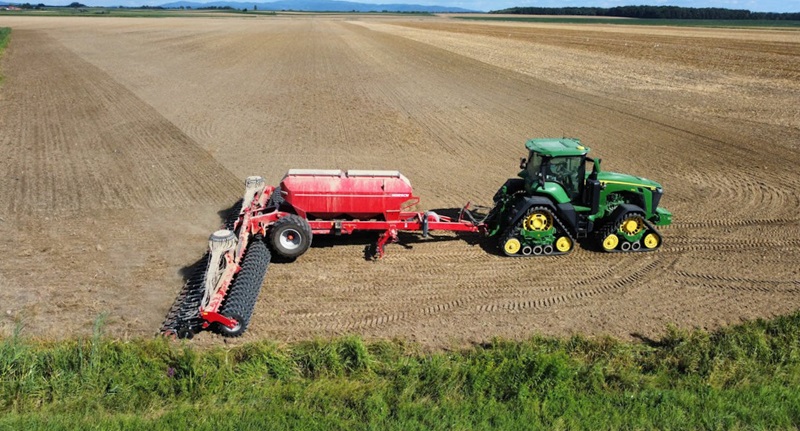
[491,6,800,20]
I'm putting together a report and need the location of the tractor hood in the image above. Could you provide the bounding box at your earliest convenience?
[597,171,662,191]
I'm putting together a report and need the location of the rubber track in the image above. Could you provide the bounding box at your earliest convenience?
[160,252,211,336]
[595,211,661,253]
[500,206,575,257]
[216,235,271,337]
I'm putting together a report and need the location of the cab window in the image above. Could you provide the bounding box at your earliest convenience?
[545,156,583,199]
[526,152,543,180]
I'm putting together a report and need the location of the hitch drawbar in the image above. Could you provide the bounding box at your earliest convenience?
[161,170,487,339]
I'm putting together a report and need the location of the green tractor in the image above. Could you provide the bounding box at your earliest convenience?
[485,138,672,256]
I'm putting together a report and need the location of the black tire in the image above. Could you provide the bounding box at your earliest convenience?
[269,214,312,259]
[214,236,271,338]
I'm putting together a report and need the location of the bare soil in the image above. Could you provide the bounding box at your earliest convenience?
[0,16,797,348]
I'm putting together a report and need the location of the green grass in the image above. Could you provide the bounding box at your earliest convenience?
[456,16,800,28]
[0,27,9,53]
[0,27,9,85]
[2,311,800,429]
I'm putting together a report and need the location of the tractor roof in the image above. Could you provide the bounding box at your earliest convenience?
[525,138,590,157]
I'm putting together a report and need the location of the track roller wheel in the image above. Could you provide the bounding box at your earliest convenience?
[643,232,660,249]
[269,214,312,259]
[601,232,619,251]
[502,237,521,256]
[555,236,573,253]
[214,235,271,338]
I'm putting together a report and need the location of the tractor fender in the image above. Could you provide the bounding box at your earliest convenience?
[608,203,645,222]
[507,196,559,228]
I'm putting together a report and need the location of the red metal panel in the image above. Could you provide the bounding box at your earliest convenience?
[280,169,419,221]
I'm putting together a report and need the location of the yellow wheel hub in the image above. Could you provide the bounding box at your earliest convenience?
[555,236,572,252]
[643,233,659,249]
[503,238,521,255]
[523,211,553,232]
[620,216,645,236]
[602,234,619,251]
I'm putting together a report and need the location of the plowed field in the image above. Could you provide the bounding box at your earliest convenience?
[0,16,797,347]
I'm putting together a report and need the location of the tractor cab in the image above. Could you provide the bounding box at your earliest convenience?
[520,138,590,204]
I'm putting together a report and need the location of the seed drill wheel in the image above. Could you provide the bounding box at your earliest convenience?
[269,214,313,259]
[214,311,245,337]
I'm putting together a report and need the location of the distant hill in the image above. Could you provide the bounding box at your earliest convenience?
[160,0,477,12]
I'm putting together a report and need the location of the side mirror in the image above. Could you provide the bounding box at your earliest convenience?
[519,158,527,170]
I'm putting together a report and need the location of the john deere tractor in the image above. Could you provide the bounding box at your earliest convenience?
[485,138,671,256]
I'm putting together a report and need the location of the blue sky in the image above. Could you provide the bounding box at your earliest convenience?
[87,0,800,13]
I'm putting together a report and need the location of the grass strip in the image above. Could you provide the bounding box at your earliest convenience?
[0,27,9,84]
[0,27,9,51]
[1,311,799,429]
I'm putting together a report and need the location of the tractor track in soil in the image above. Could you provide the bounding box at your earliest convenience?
[477,259,665,313]
[0,16,798,347]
